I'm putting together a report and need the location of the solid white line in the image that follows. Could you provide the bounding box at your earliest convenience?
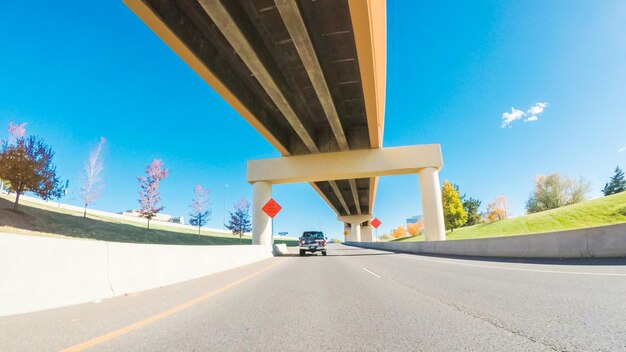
[401,255,626,277]
[363,267,382,278]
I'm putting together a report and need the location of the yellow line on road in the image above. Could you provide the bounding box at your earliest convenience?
[60,258,286,352]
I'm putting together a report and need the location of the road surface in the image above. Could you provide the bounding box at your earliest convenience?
[2,243,626,351]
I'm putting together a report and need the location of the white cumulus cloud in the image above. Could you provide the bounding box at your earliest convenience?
[500,101,548,128]
[524,115,538,122]
[525,102,548,122]
[501,108,525,128]
[527,102,548,115]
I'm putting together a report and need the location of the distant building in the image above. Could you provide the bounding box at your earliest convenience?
[406,215,423,226]
[120,210,184,224]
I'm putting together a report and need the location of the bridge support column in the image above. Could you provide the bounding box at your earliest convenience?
[418,167,446,241]
[252,181,272,245]
[361,225,374,242]
[338,215,372,243]
[343,223,351,242]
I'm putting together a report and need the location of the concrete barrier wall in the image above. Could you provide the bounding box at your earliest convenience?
[0,234,275,316]
[347,223,626,258]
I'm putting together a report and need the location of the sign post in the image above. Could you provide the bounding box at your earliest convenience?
[370,217,382,240]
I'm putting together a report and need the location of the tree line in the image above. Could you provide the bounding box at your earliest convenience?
[0,121,252,239]
[380,166,625,240]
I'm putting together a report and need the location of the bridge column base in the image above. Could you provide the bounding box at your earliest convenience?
[361,225,374,242]
[418,167,446,241]
[252,181,272,245]
[338,215,372,242]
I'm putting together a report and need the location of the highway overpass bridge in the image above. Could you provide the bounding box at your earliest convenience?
[123,0,445,242]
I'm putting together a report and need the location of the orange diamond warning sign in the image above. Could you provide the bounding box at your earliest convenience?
[262,198,282,218]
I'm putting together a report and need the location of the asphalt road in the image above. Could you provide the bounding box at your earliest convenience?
[2,243,626,351]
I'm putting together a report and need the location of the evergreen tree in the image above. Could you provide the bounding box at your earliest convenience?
[189,185,211,235]
[602,166,626,196]
[462,197,482,226]
[453,184,482,227]
[441,181,467,232]
[225,198,252,243]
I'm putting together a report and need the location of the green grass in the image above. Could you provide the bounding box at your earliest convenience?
[394,191,626,242]
[0,196,298,246]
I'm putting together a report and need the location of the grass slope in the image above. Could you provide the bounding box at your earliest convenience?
[395,191,626,242]
[0,197,298,246]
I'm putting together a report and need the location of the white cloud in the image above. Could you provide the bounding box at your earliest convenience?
[524,115,538,122]
[618,146,626,153]
[501,108,525,128]
[500,101,548,128]
[527,102,548,115]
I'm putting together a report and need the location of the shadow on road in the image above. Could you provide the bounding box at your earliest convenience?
[341,243,626,266]
[388,251,626,266]
[282,252,395,258]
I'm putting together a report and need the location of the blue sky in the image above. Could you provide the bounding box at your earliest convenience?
[1,1,625,238]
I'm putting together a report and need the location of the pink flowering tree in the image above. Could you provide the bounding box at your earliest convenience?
[189,184,212,235]
[137,159,169,229]
[80,137,106,218]
[8,121,27,142]
[225,197,252,243]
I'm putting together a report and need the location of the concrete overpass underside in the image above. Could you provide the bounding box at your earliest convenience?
[124,0,386,220]
[124,0,446,243]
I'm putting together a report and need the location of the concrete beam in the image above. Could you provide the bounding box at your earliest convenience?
[122,0,290,156]
[274,0,361,214]
[248,144,443,185]
[197,0,319,153]
[329,181,351,215]
[348,179,361,214]
[338,215,372,224]
[275,0,349,151]
[275,1,364,216]
[348,0,386,149]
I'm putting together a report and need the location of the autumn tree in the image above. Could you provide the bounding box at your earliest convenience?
[441,181,467,232]
[225,197,252,243]
[407,219,424,237]
[392,225,407,239]
[526,173,590,213]
[189,184,212,235]
[602,166,626,196]
[486,195,508,222]
[0,122,60,210]
[80,137,106,217]
[137,159,169,229]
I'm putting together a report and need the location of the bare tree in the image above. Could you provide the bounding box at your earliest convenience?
[80,137,106,217]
